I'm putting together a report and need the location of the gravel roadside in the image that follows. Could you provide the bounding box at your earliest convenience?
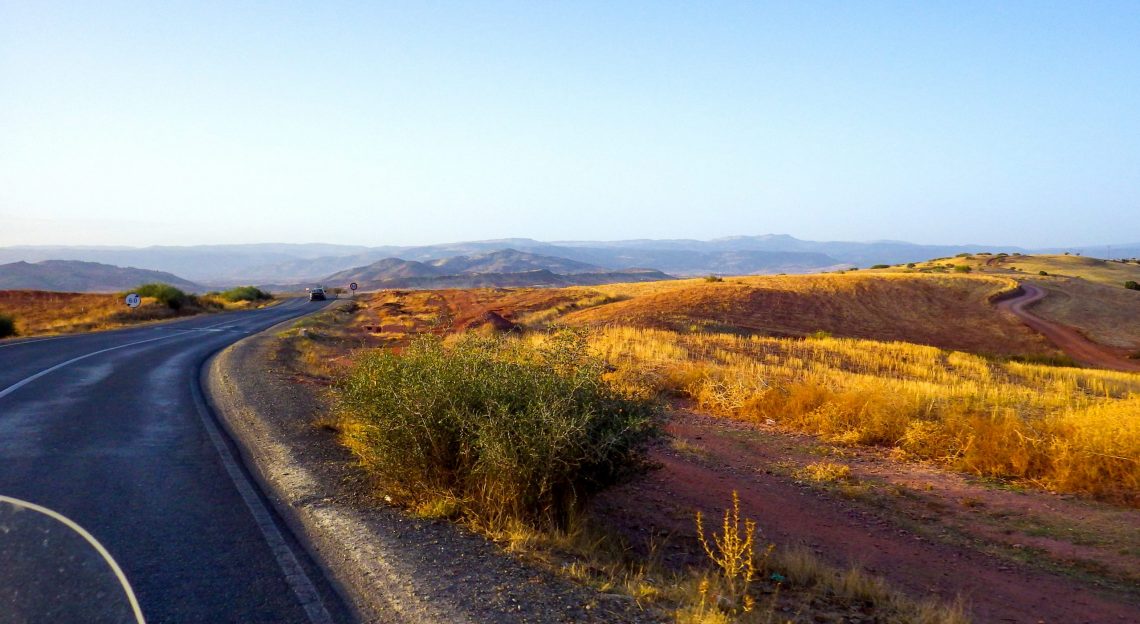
[203,310,656,624]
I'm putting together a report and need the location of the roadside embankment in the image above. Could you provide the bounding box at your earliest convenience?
[204,306,654,624]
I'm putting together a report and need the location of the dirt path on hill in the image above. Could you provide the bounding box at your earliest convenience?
[592,411,1140,624]
[996,283,1140,372]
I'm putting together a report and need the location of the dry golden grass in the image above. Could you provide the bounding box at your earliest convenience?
[0,289,268,338]
[0,290,191,336]
[347,287,616,340]
[1024,278,1140,350]
[562,273,1053,357]
[987,254,1140,286]
[586,326,1140,501]
[314,274,1140,500]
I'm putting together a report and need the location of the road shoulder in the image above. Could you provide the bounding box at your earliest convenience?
[203,310,652,623]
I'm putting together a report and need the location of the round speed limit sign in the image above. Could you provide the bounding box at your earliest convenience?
[349,282,358,291]
[125,293,141,308]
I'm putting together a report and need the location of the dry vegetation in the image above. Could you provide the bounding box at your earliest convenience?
[337,271,1139,502]
[885,254,1140,350]
[588,326,1140,501]
[292,267,1138,622]
[0,287,273,338]
[561,273,1054,356]
[0,290,184,336]
[1024,278,1140,350]
[985,253,1140,287]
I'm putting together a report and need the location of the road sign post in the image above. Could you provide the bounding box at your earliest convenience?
[349,282,358,298]
[125,293,141,312]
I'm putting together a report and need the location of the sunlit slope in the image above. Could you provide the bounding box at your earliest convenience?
[561,273,1055,356]
[899,252,1140,286]
[987,254,1140,286]
[1,290,137,336]
[1026,279,1140,350]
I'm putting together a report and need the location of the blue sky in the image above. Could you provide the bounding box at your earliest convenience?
[2,2,1138,247]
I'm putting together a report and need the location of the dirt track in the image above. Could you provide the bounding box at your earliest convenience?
[995,283,1140,372]
[593,411,1140,624]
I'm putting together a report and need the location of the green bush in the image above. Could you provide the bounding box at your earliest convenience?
[220,285,272,303]
[953,265,972,273]
[870,264,890,269]
[905,263,916,269]
[134,283,190,310]
[0,314,16,338]
[1038,271,1049,276]
[703,274,723,283]
[335,330,660,528]
[1126,281,1140,291]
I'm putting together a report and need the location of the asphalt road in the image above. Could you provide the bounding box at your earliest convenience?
[0,299,354,623]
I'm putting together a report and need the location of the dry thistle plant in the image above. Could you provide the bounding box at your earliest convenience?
[695,490,761,613]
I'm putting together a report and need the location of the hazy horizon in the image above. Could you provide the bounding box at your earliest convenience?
[4,3,1139,248]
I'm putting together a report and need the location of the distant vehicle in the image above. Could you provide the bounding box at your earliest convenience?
[308,287,326,301]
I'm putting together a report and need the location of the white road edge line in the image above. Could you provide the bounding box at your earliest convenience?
[189,373,334,624]
[0,334,184,400]
[0,335,69,349]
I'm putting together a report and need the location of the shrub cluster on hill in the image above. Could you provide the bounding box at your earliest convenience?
[1126,280,1139,291]
[335,330,660,528]
[218,285,272,303]
[133,283,191,310]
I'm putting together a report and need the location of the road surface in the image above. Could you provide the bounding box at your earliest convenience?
[0,299,353,623]
[995,283,1140,372]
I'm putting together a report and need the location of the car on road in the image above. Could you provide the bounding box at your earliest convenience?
[308,287,326,301]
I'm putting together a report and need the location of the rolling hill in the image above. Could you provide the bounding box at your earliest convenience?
[558,273,1056,357]
[0,260,202,293]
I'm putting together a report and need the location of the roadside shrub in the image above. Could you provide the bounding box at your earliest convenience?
[1038,271,1049,276]
[1125,280,1140,291]
[905,263,916,269]
[335,330,660,528]
[133,283,190,310]
[704,275,723,283]
[953,265,972,273]
[870,264,890,269]
[220,285,272,303]
[0,313,16,338]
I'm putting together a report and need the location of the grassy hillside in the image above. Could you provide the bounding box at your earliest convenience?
[893,252,1140,286]
[985,253,1140,286]
[1028,278,1140,350]
[306,272,1140,502]
[869,254,1140,351]
[0,287,269,338]
[560,273,1054,357]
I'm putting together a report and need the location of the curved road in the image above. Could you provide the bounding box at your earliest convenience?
[0,299,353,623]
[996,283,1140,372]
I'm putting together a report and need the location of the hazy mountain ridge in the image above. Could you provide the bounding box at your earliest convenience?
[321,250,661,290]
[330,269,672,291]
[3,236,1136,285]
[0,260,202,293]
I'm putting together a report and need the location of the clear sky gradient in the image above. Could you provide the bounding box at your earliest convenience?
[2,2,1138,247]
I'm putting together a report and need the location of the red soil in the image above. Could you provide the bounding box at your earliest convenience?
[592,410,1140,624]
[996,284,1140,372]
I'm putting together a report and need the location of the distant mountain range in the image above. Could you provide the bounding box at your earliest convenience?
[0,260,202,293]
[1,236,1136,291]
[321,250,670,291]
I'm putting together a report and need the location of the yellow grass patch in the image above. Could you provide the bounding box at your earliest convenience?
[583,326,1140,501]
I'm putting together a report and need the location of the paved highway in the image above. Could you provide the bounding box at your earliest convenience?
[0,299,353,623]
